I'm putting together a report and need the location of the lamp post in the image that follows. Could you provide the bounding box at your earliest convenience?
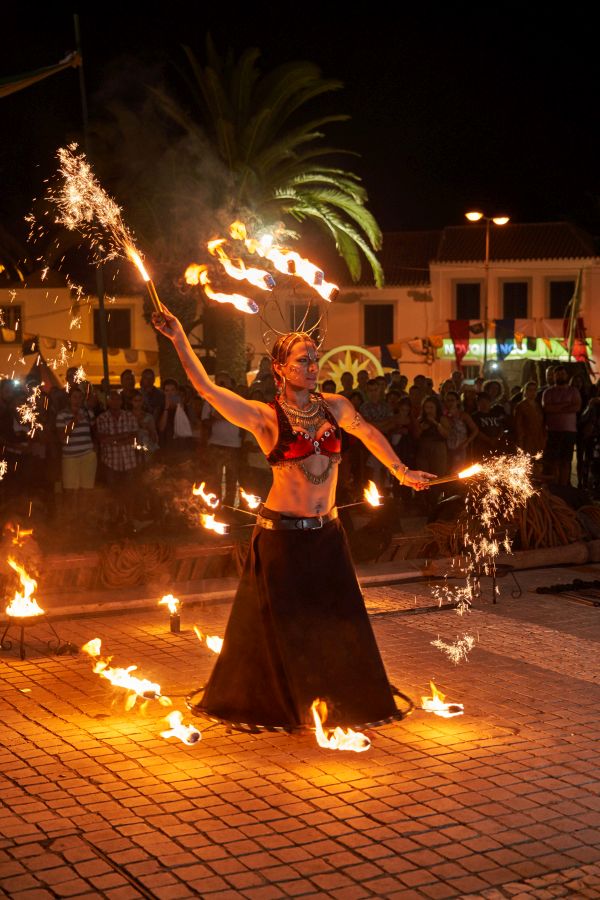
[465,211,510,371]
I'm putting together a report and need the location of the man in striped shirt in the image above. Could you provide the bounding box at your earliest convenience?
[56,386,97,527]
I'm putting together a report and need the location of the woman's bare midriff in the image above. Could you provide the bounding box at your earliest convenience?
[265,461,338,517]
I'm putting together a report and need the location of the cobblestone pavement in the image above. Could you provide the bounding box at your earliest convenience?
[1,569,600,899]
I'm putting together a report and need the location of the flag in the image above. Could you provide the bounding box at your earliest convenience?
[380,345,399,369]
[0,52,81,99]
[494,319,515,361]
[563,270,583,361]
[448,320,470,371]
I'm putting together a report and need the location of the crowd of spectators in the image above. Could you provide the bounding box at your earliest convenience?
[0,359,598,538]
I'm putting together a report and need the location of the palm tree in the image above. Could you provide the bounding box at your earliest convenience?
[159,39,384,287]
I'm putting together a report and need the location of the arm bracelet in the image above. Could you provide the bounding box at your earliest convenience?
[391,462,408,484]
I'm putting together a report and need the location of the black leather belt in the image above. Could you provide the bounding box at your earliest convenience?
[257,506,338,531]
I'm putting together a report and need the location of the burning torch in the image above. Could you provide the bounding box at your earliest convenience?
[159,594,181,634]
[429,464,483,487]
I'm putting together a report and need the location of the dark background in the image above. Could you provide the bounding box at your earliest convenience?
[2,5,598,243]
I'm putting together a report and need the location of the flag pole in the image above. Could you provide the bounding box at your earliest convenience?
[73,13,110,390]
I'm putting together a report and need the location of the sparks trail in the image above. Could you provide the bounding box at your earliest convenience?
[431,452,535,663]
[44,144,163,312]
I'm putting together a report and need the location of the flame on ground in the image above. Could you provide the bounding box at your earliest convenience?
[310,699,371,753]
[421,681,464,718]
[193,625,223,654]
[160,710,201,745]
[192,482,220,509]
[6,558,44,617]
[364,481,383,507]
[239,488,261,510]
[159,594,180,615]
[81,637,171,711]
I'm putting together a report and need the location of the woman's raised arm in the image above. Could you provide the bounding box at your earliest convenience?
[152,307,272,438]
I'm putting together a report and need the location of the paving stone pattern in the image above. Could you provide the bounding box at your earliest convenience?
[1,569,600,898]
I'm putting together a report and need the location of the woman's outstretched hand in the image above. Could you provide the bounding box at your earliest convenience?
[404,470,437,491]
[151,306,184,342]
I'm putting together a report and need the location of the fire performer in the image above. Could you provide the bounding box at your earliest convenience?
[154,308,434,731]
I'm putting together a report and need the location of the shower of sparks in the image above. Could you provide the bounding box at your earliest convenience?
[433,579,476,617]
[52,144,132,261]
[0,311,5,327]
[52,345,73,369]
[0,461,7,480]
[69,315,82,330]
[41,267,49,281]
[73,365,86,383]
[431,452,534,662]
[431,634,476,665]
[16,387,43,437]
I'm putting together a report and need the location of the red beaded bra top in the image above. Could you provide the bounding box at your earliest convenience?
[266,394,342,467]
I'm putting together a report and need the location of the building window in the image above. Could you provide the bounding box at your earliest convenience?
[0,305,22,343]
[455,283,480,320]
[94,308,131,348]
[502,281,528,318]
[549,280,576,318]
[364,304,394,345]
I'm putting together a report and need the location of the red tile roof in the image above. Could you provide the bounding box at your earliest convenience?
[436,221,596,263]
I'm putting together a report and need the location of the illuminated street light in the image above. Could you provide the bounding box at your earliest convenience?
[464,211,510,368]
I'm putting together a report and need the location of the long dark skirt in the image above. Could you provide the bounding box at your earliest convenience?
[198,518,397,730]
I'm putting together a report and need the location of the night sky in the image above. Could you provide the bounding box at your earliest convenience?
[2,5,599,248]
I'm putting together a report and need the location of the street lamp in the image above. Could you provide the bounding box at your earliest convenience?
[465,211,510,370]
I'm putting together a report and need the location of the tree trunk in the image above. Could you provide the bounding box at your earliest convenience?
[150,283,199,386]
[213,304,247,388]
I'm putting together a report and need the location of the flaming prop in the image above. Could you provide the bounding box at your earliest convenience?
[200,513,230,536]
[239,488,261,510]
[364,481,383,507]
[126,248,163,313]
[159,594,181,634]
[193,625,223,654]
[229,221,339,302]
[185,264,258,315]
[208,239,275,290]
[421,681,464,718]
[310,699,371,753]
[6,559,44,618]
[159,594,180,615]
[160,710,201,745]
[81,638,171,710]
[50,145,162,312]
[430,463,483,486]
[192,482,220,509]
